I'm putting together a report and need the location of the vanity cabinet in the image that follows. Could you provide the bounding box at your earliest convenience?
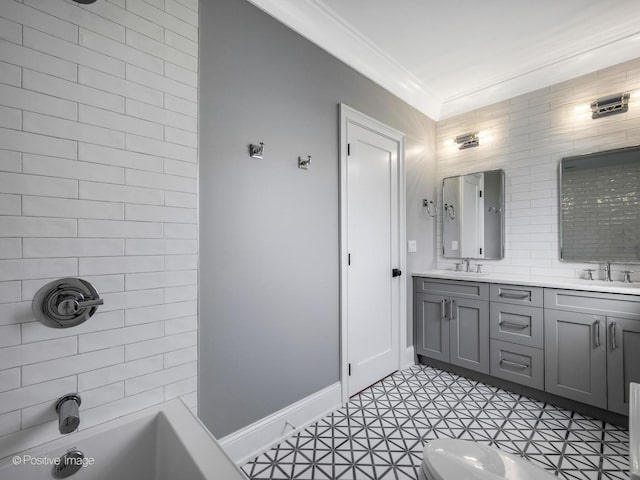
[544,288,640,414]
[414,276,640,416]
[414,278,489,374]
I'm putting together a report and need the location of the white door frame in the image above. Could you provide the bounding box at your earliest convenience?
[339,103,407,404]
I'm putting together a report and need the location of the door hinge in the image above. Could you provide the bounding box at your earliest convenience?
[347,143,351,156]
[479,190,482,198]
[348,363,351,376]
[480,247,483,255]
[348,253,351,266]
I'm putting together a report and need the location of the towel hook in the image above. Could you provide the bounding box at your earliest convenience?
[298,155,312,170]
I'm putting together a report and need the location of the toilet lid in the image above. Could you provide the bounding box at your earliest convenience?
[422,439,555,480]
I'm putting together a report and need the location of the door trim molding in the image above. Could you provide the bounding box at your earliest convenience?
[339,103,407,404]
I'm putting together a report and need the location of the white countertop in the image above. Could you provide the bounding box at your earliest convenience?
[412,270,640,296]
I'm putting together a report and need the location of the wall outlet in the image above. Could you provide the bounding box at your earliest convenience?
[408,240,417,253]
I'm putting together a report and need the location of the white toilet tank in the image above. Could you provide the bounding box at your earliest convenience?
[631,382,640,480]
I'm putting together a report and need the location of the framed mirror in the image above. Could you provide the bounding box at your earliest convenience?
[560,145,640,263]
[442,169,505,259]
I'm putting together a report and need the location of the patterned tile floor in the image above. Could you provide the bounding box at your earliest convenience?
[242,365,629,480]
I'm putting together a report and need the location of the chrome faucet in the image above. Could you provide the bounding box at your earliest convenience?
[463,258,471,272]
[56,394,81,434]
[603,262,612,282]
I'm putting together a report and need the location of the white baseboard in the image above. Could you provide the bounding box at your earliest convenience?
[219,382,342,465]
[403,345,416,370]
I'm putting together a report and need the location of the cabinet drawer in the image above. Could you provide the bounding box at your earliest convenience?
[490,303,543,348]
[545,288,640,320]
[490,339,544,390]
[414,277,489,300]
[490,284,543,307]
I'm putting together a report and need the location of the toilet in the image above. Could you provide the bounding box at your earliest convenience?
[419,382,640,480]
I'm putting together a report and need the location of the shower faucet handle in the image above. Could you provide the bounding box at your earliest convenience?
[56,297,103,316]
[32,278,104,329]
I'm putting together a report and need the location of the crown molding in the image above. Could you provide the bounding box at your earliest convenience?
[245,0,443,120]
[246,0,640,122]
[439,32,640,119]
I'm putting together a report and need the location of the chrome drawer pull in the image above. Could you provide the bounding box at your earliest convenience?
[440,299,447,320]
[594,319,601,348]
[499,292,530,300]
[611,321,617,350]
[450,300,456,321]
[499,320,528,330]
[500,359,529,370]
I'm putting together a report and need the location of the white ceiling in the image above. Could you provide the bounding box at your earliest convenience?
[246,0,640,120]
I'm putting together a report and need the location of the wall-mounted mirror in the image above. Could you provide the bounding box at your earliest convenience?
[442,169,504,259]
[560,145,640,263]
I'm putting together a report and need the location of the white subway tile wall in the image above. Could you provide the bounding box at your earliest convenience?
[436,57,640,281]
[0,0,198,457]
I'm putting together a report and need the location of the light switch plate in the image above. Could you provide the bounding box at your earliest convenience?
[408,240,417,253]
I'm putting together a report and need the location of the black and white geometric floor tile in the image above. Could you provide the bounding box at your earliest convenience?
[242,365,629,480]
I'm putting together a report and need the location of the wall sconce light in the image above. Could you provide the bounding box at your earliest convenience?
[591,92,630,119]
[454,132,479,150]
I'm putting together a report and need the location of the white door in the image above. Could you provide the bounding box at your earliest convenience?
[341,106,404,398]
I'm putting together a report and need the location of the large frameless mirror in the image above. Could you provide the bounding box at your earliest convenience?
[560,145,640,263]
[442,169,504,260]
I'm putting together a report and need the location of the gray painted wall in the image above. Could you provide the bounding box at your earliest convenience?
[199,0,436,437]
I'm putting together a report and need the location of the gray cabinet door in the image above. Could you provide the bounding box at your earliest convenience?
[607,317,640,415]
[449,297,489,374]
[544,310,606,408]
[415,293,449,362]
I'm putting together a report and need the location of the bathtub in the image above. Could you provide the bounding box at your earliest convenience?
[0,399,248,480]
[632,383,640,480]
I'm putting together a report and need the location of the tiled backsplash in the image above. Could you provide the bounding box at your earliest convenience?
[436,57,640,280]
[0,0,198,457]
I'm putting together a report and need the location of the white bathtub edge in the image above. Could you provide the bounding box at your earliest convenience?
[631,382,640,480]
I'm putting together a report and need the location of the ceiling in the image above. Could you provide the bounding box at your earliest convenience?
[245,0,640,120]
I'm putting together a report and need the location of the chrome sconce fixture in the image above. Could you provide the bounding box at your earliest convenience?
[591,92,630,119]
[454,132,479,150]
